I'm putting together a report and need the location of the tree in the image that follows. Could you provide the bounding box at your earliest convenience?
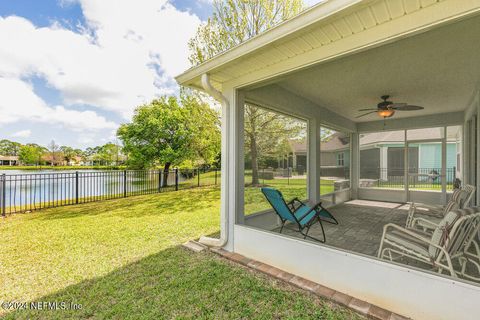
[117,95,220,186]
[188,0,305,185]
[97,143,120,165]
[60,146,77,164]
[244,105,305,185]
[188,0,304,65]
[182,93,221,166]
[18,144,45,165]
[48,140,60,166]
[0,139,22,156]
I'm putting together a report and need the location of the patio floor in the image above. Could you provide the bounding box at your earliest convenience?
[274,200,480,283]
[276,200,409,257]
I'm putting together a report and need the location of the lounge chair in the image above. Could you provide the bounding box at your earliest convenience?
[378,207,480,281]
[413,184,475,214]
[405,185,476,231]
[405,200,459,230]
[261,187,338,243]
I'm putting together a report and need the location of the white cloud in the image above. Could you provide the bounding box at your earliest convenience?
[0,77,117,131]
[0,2,201,119]
[11,129,32,138]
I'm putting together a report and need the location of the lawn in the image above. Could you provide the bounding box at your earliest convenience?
[0,186,361,319]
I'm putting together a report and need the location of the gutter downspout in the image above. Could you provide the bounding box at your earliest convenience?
[199,73,229,247]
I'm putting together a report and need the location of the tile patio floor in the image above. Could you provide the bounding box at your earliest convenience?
[276,200,409,257]
[274,200,480,283]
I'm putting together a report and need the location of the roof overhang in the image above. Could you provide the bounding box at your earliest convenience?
[175,0,480,93]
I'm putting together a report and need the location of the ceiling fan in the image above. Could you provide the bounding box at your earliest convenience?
[356,95,424,119]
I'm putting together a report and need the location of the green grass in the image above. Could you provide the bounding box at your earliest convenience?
[0,165,127,171]
[0,186,361,319]
[244,177,335,214]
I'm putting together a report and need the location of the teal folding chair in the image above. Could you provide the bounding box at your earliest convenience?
[261,187,338,243]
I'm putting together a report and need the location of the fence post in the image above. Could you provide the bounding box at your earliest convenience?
[197,168,200,187]
[158,170,162,192]
[1,174,5,217]
[215,169,217,185]
[175,168,179,191]
[123,170,127,197]
[75,171,79,204]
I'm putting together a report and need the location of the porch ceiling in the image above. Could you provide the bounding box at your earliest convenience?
[272,15,480,122]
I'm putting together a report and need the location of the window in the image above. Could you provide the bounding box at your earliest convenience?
[359,130,405,189]
[243,104,307,215]
[320,126,350,198]
[336,152,344,166]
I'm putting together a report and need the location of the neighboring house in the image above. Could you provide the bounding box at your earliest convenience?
[67,156,85,166]
[176,1,480,319]
[287,128,461,182]
[0,155,19,166]
[41,154,66,166]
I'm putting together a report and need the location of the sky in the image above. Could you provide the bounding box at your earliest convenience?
[0,0,321,149]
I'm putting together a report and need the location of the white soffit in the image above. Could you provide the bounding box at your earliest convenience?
[175,0,480,92]
[275,14,480,122]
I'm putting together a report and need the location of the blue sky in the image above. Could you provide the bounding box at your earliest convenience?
[0,0,320,149]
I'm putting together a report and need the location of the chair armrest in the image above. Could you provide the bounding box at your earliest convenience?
[414,205,444,217]
[412,217,438,230]
[287,197,306,210]
[381,223,450,259]
[382,223,431,242]
[415,203,444,212]
[287,197,305,205]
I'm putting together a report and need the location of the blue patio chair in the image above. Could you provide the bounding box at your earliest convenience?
[261,187,338,243]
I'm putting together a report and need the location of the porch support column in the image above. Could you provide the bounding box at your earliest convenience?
[307,117,320,203]
[223,87,245,251]
[351,132,360,199]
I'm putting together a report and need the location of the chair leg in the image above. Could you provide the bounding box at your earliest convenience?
[299,220,326,243]
[317,216,327,242]
[279,220,286,233]
[319,207,338,225]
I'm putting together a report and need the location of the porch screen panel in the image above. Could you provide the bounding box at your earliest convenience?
[359,130,405,189]
[447,125,462,191]
[319,126,350,199]
[243,104,307,215]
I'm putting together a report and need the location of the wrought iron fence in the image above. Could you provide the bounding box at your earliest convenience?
[0,168,219,216]
[359,167,456,190]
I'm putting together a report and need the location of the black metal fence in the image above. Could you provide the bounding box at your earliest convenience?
[359,167,456,189]
[0,168,220,216]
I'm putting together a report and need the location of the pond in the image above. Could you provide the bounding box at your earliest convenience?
[0,169,216,214]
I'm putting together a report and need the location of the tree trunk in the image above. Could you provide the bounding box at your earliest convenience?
[250,134,260,186]
[162,162,171,187]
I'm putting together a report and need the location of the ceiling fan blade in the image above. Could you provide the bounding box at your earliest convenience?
[356,111,378,118]
[357,108,378,111]
[389,103,407,109]
[393,104,424,111]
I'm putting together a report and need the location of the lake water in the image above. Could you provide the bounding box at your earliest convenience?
[0,169,182,213]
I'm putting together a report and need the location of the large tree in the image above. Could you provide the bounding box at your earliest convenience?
[188,0,305,185]
[18,144,45,165]
[188,0,304,65]
[117,95,220,185]
[0,139,22,156]
[244,105,305,185]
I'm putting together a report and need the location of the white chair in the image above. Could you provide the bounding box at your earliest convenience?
[415,184,476,214]
[379,207,480,281]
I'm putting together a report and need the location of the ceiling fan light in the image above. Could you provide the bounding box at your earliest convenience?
[377,109,395,118]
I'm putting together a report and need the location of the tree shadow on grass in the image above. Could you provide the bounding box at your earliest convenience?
[32,187,221,221]
[2,247,359,320]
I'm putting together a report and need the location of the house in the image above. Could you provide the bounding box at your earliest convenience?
[176,1,480,319]
[67,156,85,166]
[288,127,461,182]
[0,155,19,166]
